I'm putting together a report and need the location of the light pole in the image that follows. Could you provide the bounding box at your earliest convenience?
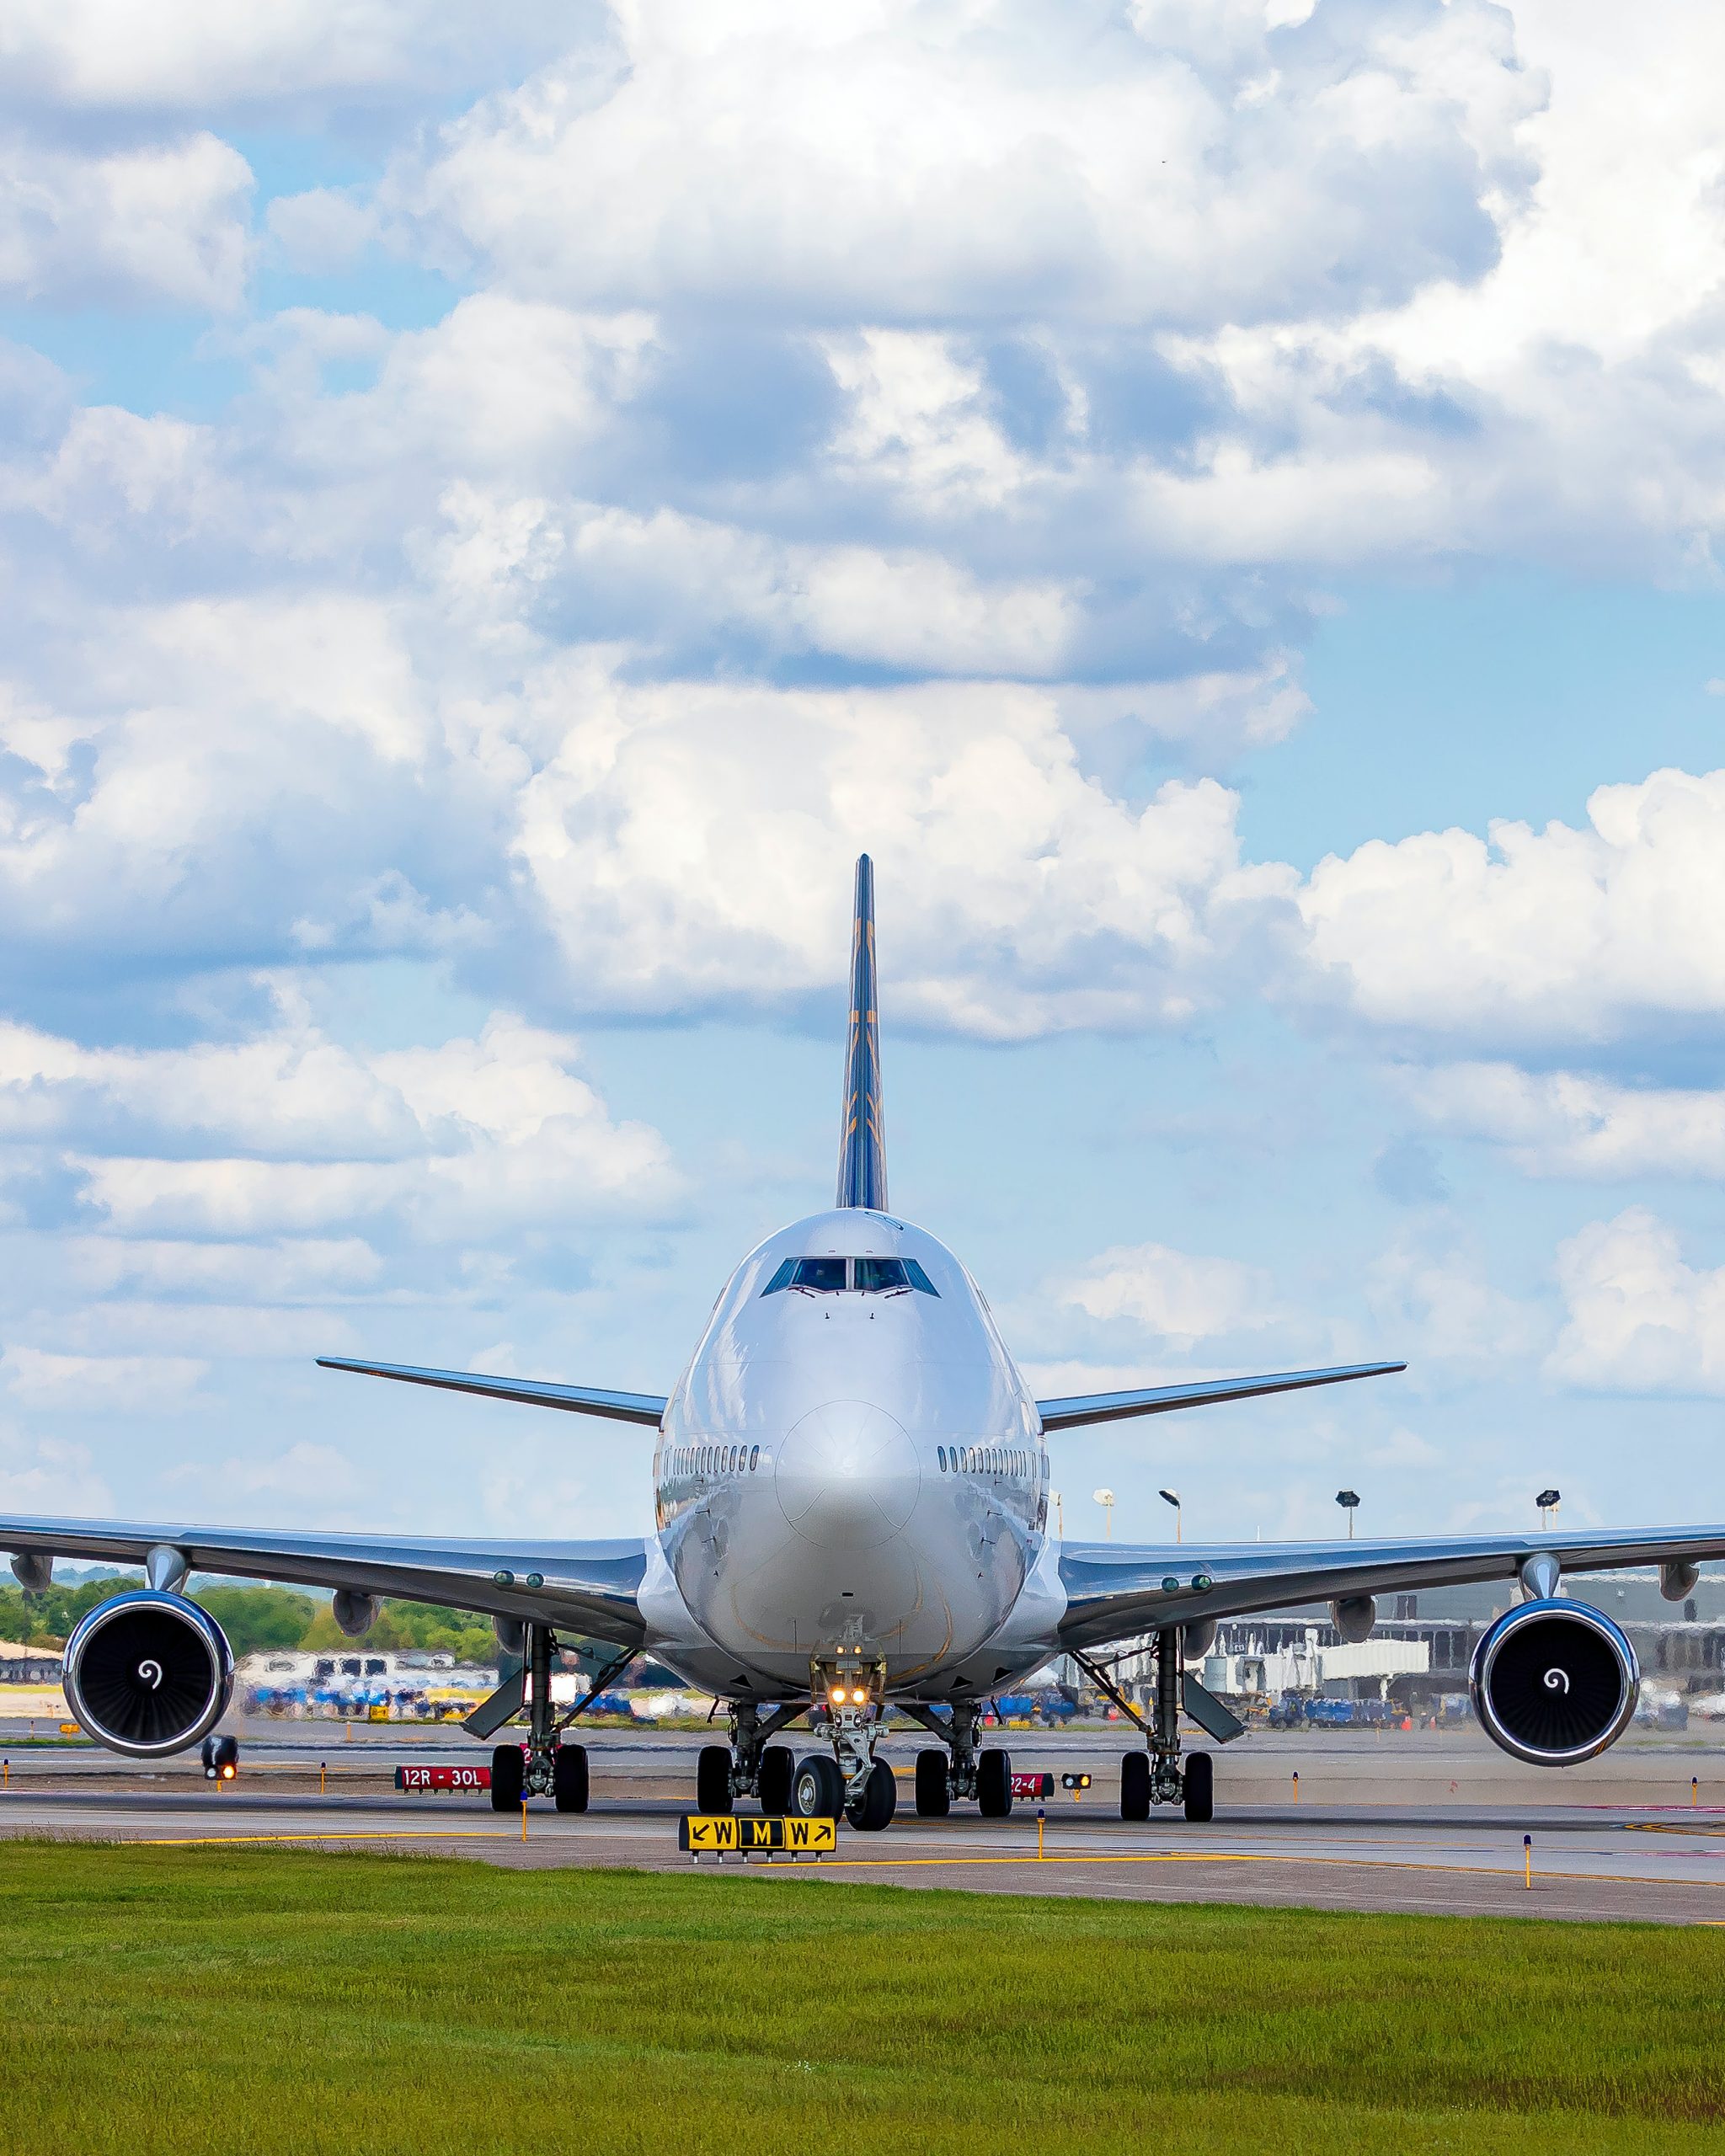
[1158,1487,1182,1544]
[1536,1486,1561,1531]
[1092,1486,1116,1540]
[1336,1488,1359,1540]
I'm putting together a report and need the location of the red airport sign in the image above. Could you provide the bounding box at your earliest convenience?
[395,1764,491,1792]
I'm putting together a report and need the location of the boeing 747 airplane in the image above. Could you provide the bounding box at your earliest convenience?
[8,861,1721,1828]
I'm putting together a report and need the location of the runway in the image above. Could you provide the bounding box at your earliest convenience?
[7,1725,1725,1923]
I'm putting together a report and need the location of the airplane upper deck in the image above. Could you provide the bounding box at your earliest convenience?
[665,1208,1038,1442]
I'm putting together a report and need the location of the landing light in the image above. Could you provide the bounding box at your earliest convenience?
[829,1686,846,1705]
[850,1688,867,1705]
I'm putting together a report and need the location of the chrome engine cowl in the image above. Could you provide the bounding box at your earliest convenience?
[1469,1598,1638,1766]
[62,1590,235,1757]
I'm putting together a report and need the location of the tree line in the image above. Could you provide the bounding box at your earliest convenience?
[0,1577,499,1665]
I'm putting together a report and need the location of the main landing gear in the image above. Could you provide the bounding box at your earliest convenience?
[691,1700,809,1822]
[901,1700,1015,1819]
[1076,1631,1214,1824]
[487,1621,630,1815]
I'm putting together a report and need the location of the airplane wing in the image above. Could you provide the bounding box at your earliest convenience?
[1036,1361,1405,1430]
[317,1357,667,1426]
[1058,1524,1725,1652]
[0,1515,649,1648]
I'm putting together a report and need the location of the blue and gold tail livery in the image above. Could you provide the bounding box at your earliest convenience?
[836,853,887,1211]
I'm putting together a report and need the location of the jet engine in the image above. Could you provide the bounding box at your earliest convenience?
[62,1590,234,1758]
[1469,1597,1638,1766]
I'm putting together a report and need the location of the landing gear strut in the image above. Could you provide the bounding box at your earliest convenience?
[489,1620,622,1814]
[900,1700,1012,1817]
[494,1620,568,1809]
[1074,1633,1213,1824]
[689,1700,805,1817]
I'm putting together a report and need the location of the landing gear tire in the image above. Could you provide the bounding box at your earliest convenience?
[791,1753,844,1819]
[847,1758,897,1832]
[1183,1751,1214,1824]
[697,1742,734,1815]
[490,1743,524,1812]
[915,1748,951,1817]
[758,1744,794,1816]
[976,1748,1013,1818]
[553,1743,589,1813]
[1120,1751,1150,1822]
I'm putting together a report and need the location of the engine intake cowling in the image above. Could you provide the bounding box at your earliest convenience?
[62,1590,234,1757]
[1469,1598,1637,1766]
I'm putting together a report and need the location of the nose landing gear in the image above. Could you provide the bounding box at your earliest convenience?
[790,1753,845,1818]
[846,1758,896,1830]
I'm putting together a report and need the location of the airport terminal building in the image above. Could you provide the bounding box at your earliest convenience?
[1107,1568,1725,1716]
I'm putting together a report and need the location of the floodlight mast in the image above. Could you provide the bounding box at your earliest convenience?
[1158,1488,1182,1544]
[1336,1488,1360,1540]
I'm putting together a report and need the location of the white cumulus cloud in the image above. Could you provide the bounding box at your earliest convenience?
[1550,1209,1725,1396]
[1299,767,1725,1045]
[0,131,252,309]
[1408,1064,1725,1181]
[1054,1241,1276,1351]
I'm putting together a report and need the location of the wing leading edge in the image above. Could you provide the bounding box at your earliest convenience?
[1058,1524,1725,1653]
[1036,1359,1406,1431]
[318,1357,666,1426]
[0,1515,649,1648]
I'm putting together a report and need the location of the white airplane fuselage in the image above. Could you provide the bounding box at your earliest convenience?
[639,1207,1067,1701]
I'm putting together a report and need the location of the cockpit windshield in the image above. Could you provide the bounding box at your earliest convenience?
[761,1256,940,1296]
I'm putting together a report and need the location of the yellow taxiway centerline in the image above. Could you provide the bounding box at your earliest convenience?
[126,1830,516,1846]
[788,1848,1725,1889]
[54,1829,1725,1892]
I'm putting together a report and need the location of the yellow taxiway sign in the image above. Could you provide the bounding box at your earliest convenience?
[679,1814,837,1854]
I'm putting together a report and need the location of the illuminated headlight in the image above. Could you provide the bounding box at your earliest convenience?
[200,1732,240,1781]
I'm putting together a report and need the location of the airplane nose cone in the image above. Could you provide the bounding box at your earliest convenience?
[775,1401,921,1550]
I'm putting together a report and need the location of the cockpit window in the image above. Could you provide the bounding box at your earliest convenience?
[761,1253,942,1296]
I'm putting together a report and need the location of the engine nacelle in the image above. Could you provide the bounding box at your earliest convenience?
[62,1590,235,1758]
[1331,1594,1375,1645]
[333,1589,377,1638]
[1470,1598,1638,1766]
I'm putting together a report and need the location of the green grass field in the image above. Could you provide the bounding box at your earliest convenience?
[2,1844,1722,2153]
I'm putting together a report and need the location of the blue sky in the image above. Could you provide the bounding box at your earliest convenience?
[3,0,1725,1555]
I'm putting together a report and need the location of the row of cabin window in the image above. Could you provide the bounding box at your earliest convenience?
[761,1256,940,1297]
[669,1444,761,1478]
[938,1444,1036,1478]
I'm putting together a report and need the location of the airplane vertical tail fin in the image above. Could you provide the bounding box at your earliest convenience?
[836,853,887,1211]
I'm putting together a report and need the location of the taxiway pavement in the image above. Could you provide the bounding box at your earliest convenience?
[6,1725,1725,1924]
